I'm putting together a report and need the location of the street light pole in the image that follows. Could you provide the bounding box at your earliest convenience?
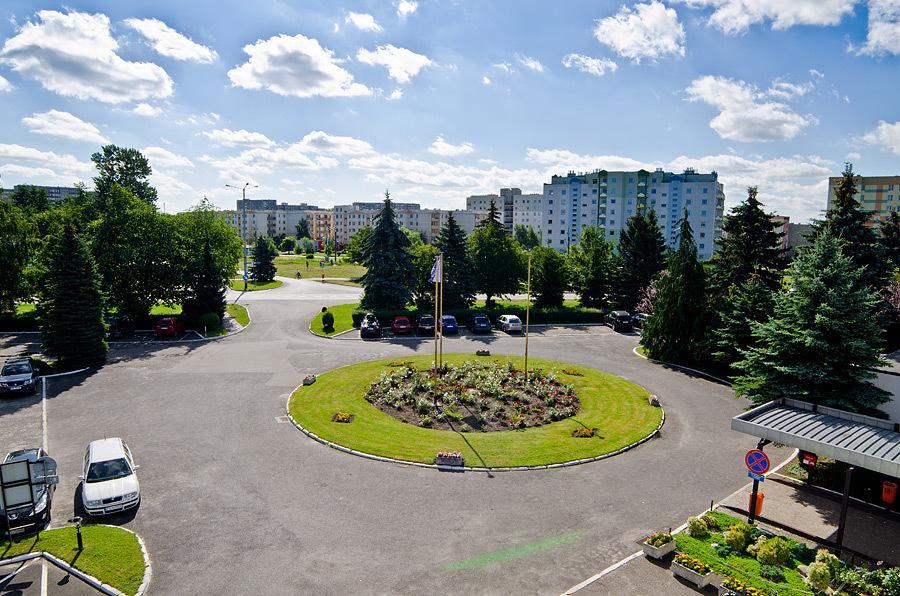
[226,182,258,292]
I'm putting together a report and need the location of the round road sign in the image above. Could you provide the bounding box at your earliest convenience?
[745,449,770,475]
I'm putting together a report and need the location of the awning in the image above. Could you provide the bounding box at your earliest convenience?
[732,398,900,479]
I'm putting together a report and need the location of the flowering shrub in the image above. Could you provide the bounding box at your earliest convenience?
[572,428,596,438]
[722,576,765,596]
[674,553,711,575]
[436,451,462,459]
[364,361,580,432]
[332,411,353,423]
[687,516,709,538]
[644,532,673,547]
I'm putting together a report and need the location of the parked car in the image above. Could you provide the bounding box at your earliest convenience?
[470,312,492,334]
[497,314,523,333]
[2,448,55,527]
[417,314,435,335]
[80,438,140,517]
[360,313,381,338]
[0,357,38,396]
[632,312,649,329]
[606,310,633,332]
[440,314,459,335]
[154,316,185,338]
[391,315,412,335]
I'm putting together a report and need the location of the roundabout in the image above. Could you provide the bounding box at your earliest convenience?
[287,354,664,469]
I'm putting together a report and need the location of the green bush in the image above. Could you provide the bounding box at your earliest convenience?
[789,541,816,565]
[321,311,335,329]
[746,535,766,557]
[713,543,734,558]
[882,567,900,593]
[815,549,843,578]
[806,561,831,593]
[198,312,221,332]
[756,537,791,565]
[759,564,784,582]
[419,415,432,427]
[701,513,719,531]
[687,516,709,538]
[723,521,752,553]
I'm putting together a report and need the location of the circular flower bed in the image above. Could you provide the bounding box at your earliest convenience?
[364,361,580,432]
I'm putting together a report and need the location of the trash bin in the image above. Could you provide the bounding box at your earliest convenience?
[749,491,765,516]
[883,481,897,505]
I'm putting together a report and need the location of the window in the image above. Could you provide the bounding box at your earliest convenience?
[611,199,616,203]
[687,188,692,194]
[651,189,656,194]
[702,199,708,205]
[611,177,616,182]
[548,220,553,224]
[651,178,657,183]
[548,199,553,204]
[699,243,705,249]
[702,188,708,194]
[609,230,615,236]
[560,239,565,245]
[561,190,567,195]
[549,209,553,214]
[592,189,597,194]
[686,199,692,205]
[701,210,707,216]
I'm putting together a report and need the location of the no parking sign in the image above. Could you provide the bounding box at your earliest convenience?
[745,449,770,475]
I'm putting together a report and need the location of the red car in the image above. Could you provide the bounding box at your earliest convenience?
[391,316,412,335]
[154,317,185,338]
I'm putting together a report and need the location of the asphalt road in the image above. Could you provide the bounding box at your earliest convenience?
[1,277,786,595]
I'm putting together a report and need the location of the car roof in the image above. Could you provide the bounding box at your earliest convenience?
[87,437,126,462]
[611,310,630,316]
[4,448,41,463]
[442,314,456,319]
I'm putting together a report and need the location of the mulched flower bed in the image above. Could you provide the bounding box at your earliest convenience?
[364,361,580,432]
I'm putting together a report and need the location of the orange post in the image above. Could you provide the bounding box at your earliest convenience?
[748,491,765,516]
[883,481,897,505]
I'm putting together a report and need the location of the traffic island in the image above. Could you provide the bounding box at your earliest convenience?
[287,354,664,469]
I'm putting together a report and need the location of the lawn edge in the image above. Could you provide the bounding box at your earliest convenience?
[631,346,732,386]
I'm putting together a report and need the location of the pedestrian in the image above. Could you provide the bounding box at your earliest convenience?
[306,260,309,269]
[296,270,301,279]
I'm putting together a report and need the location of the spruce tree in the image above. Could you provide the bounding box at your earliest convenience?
[435,213,476,309]
[879,211,900,273]
[39,225,107,367]
[821,163,887,289]
[615,210,667,311]
[359,192,414,310]
[530,246,567,308]
[184,237,226,320]
[478,199,502,228]
[734,233,890,412]
[514,224,540,249]
[568,225,614,309]
[250,236,277,283]
[711,274,774,365]
[640,212,706,363]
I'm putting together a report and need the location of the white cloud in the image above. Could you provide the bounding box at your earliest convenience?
[397,0,418,18]
[0,142,94,186]
[0,10,173,103]
[201,128,275,148]
[481,76,491,85]
[594,1,685,63]
[673,0,857,34]
[428,135,475,157]
[296,131,374,155]
[854,0,900,56]
[766,79,814,100]
[685,75,814,141]
[846,151,862,160]
[227,34,371,98]
[562,53,618,77]
[124,18,217,63]
[142,146,194,169]
[132,103,162,117]
[861,120,900,156]
[345,12,383,33]
[386,88,403,100]
[22,109,109,144]
[516,54,544,72]
[492,62,513,73]
[0,74,11,92]
[201,146,339,180]
[348,153,543,191]
[356,44,431,83]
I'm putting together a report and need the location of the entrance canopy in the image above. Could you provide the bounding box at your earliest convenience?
[732,398,900,479]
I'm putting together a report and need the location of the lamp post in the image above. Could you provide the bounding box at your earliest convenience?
[226,182,258,291]
[524,249,532,382]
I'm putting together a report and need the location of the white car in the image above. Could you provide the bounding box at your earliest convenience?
[497,314,523,333]
[80,438,140,516]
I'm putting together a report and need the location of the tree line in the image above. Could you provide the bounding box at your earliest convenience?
[0,145,241,367]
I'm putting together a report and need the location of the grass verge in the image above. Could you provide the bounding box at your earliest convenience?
[227,303,250,327]
[275,255,365,280]
[0,525,145,595]
[288,354,662,468]
[228,279,283,292]
[311,303,357,336]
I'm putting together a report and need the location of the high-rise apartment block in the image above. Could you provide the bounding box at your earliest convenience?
[332,202,486,244]
[827,175,900,224]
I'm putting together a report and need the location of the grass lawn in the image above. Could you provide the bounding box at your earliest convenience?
[228,279,283,292]
[15,303,36,315]
[274,255,366,280]
[0,525,146,595]
[322,279,361,288]
[148,303,181,315]
[311,303,357,335]
[288,354,662,468]
[227,303,250,327]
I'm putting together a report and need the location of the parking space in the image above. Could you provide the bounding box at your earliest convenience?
[343,323,633,342]
[0,558,103,595]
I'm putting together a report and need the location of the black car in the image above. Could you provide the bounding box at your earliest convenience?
[3,448,55,528]
[470,313,492,334]
[417,314,435,335]
[605,310,633,333]
[0,357,38,396]
[360,313,381,338]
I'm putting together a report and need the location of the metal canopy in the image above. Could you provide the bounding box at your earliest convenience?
[732,398,900,479]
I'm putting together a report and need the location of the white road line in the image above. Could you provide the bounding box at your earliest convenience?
[40,561,48,596]
[41,376,48,452]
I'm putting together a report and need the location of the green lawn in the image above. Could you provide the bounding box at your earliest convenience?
[148,303,181,315]
[288,354,662,468]
[228,279,283,291]
[311,303,357,335]
[0,525,146,595]
[227,303,250,326]
[15,303,36,315]
[274,255,365,280]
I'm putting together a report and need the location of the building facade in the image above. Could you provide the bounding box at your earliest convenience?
[0,185,82,203]
[465,188,518,231]
[827,175,900,225]
[229,199,322,241]
[541,168,725,259]
[771,215,790,253]
[512,193,544,236]
[333,202,486,245]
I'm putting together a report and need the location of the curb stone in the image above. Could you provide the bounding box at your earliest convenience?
[631,346,732,386]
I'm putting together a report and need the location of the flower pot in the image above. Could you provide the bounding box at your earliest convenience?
[641,539,676,559]
[672,561,712,588]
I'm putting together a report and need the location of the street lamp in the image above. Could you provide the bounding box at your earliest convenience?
[226,182,258,291]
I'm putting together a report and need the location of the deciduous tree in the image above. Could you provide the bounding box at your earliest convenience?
[91,145,158,205]
[0,204,32,313]
[469,213,523,306]
[530,246,567,308]
[568,225,614,309]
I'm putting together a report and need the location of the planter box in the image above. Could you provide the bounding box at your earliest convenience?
[717,586,740,596]
[641,539,676,559]
[672,561,712,588]
[435,454,464,467]
[303,375,316,386]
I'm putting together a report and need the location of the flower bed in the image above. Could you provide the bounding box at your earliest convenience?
[642,531,676,559]
[364,360,580,432]
[331,411,353,423]
[435,451,464,466]
[672,553,713,587]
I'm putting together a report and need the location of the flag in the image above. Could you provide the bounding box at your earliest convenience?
[428,254,442,283]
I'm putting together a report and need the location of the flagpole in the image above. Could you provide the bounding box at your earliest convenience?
[433,255,439,372]
[438,253,444,368]
[524,250,531,382]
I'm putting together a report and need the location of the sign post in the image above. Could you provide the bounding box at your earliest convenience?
[745,448,770,524]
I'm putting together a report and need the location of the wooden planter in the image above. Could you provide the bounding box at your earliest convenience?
[641,539,676,559]
[672,561,712,588]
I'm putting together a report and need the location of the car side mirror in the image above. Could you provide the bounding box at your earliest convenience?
[78,475,84,480]
[133,464,140,469]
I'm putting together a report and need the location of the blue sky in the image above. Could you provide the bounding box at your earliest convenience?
[0,1,898,222]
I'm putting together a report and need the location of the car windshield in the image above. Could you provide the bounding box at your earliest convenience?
[2,362,31,375]
[86,458,132,483]
[158,320,171,328]
[420,317,433,323]
[616,315,630,321]
[475,315,488,322]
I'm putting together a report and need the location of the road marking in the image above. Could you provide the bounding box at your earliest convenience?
[443,531,585,571]
[41,376,48,452]
[40,561,48,596]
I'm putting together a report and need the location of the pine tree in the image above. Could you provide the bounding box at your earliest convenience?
[711,274,774,365]
[530,246,567,308]
[640,213,706,363]
[734,233,890,412]
[435,213,476,309]
[879,211,900,273]
[514,224,540,249]
[39,225,107,367]
[184,237,226,320]
[568,225,615,309]
[479,200,502,229]
[821,163,887,289]
[250,236,277,283]
[359,192,414,310]
[615,210,667,311]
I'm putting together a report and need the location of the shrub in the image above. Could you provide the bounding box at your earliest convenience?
[415,398,431,414]
[701,513,719,531]
[746,535,766,558]
[332,411,353,423]
[882,568,900,593]
[837,568,883,595]
[572,428,596,438]
[789,541,816,565]
[198,312,221,331]
[759,564,784,582]
[815,549,844,579]
[687,516,709,538]
[806,561,831,593]
[321,311,334,329]
[756,537,791,565]
[713,543,734,558]
[724,521,752,553]
[419,415,432,427]
[644,532,672,547]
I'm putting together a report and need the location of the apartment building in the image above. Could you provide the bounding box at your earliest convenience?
[827,175,900,225]
[542,168,725,259]
[229,199,322,241]
[465,188,518,231]
[0,185,82,203]
[771,215,790,253]
[333,202,486,244]
[512,193,544,236]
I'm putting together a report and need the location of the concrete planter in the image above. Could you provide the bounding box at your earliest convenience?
[641,539,676,559]
[717,586,740,596]
[672,561,712,588]
[435,454,464,467]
